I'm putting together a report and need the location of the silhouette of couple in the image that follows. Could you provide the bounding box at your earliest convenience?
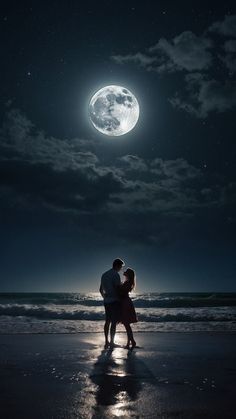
[99,258,138,349]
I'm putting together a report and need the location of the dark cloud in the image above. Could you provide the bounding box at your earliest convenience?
[149,31,213,72]
[224,39,236,52]
[0,109,125,215]
[112,32,212,73]
[170,74,236,118]
[118,155,148,172]
[111,52,157,70]
[209,14,236,37]
[0,109,235,245]
[111,16,236,118]
[220,39,236,73]
[0,109,100,172]
[0,159,124,215]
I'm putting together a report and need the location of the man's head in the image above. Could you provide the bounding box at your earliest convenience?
[112,258,125,272]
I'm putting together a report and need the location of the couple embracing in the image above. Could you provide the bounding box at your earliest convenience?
[99,258,138,349]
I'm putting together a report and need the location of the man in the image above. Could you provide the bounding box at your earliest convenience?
[99,258,125,348]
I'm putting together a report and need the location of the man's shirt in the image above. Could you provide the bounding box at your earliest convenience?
[100,268,121,303]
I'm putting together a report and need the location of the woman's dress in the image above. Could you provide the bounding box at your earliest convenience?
[119,281,138,324]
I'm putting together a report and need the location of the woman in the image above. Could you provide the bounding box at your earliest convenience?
[119,268,138,349]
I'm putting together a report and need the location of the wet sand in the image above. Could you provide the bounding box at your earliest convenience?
[0,332,236,418]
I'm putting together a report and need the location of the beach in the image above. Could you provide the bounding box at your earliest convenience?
[1,332,236,418]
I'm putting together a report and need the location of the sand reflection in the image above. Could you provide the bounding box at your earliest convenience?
[90,347,142,417]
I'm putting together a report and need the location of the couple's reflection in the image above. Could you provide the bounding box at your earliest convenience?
[90,347,142,414]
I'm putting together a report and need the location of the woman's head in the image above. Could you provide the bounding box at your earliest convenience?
[123,268,136,291]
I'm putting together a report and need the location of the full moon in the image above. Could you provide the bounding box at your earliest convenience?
[88,85,139,136]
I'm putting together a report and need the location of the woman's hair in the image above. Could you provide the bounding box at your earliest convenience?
[124,268,136,291]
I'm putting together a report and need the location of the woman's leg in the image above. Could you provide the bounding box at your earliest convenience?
[124,323,136,347]
[124,323,130,347]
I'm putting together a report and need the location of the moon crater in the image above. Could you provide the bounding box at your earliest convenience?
[89,85,139,136]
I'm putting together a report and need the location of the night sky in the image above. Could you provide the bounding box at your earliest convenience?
[1,1,236,292]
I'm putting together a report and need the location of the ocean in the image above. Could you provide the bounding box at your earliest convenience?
[0,292,236,334]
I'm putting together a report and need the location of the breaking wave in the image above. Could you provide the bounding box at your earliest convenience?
[0,293,236,333]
